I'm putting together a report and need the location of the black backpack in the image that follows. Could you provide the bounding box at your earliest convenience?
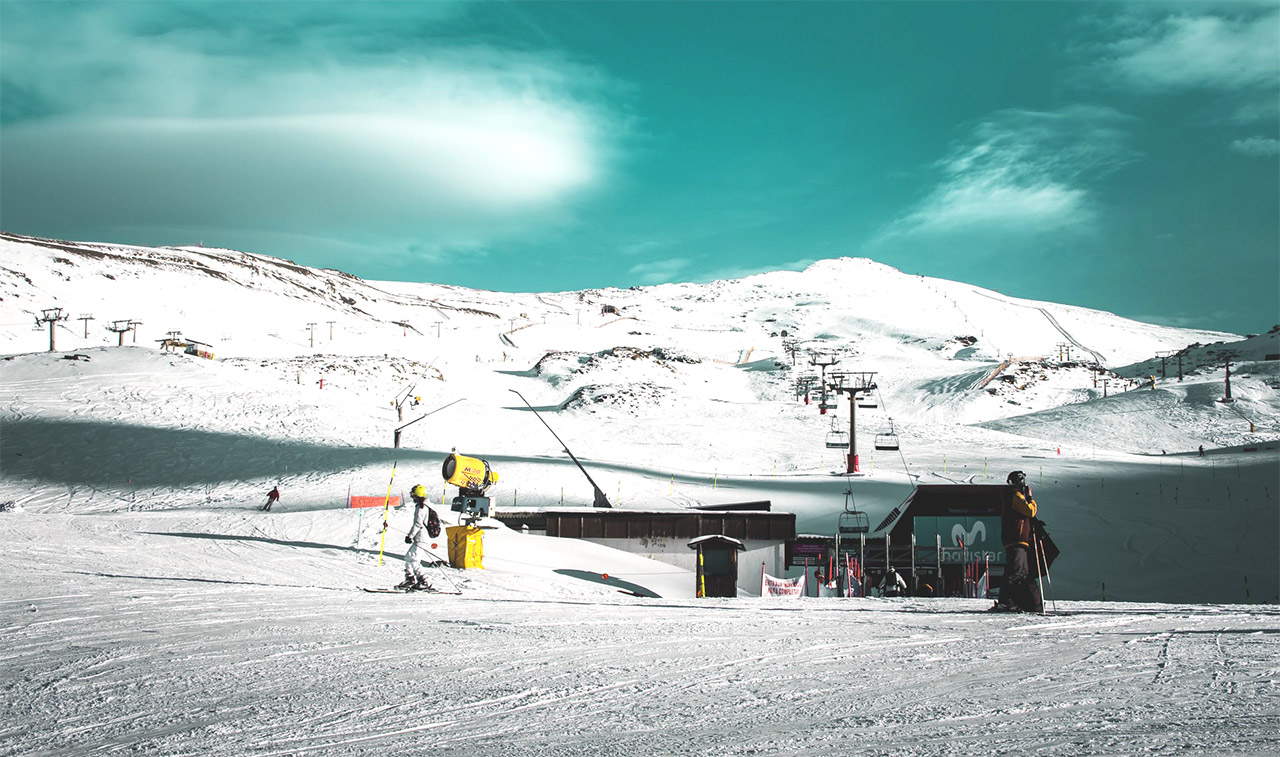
[427,507,441,538]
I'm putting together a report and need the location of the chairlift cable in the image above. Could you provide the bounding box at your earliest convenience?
[866,385,917,491]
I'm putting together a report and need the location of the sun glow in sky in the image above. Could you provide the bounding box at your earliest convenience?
[1,1,1276,333]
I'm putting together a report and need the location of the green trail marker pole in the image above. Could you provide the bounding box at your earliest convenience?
[376,461,398,566]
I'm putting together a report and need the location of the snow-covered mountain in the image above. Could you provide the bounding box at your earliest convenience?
[2,229,1276,601]
[2,232,1278,754]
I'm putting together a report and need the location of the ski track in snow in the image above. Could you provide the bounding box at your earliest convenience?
[3,573,1278,755]
[1,509,1279,756]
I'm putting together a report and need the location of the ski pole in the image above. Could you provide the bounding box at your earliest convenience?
[1032,539,1046,616]
[425,549,463,593]
[1036,534,1057,614]
[377,461,398,566]
[1035,534,1054,614]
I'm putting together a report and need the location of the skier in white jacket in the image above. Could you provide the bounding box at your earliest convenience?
[399,485,438,590]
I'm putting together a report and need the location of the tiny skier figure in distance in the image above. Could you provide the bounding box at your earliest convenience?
[263,486,279,512]
[398,484,440,591]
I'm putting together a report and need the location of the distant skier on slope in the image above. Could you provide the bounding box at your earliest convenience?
[262,486,279,512]
[880,567,907,597]
[399,484,440,591]
[993,471,1043,613]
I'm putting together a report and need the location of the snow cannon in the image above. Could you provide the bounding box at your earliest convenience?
[442,453,499,523]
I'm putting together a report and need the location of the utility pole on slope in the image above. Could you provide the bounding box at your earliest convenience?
[327,321,335,340]
[1156,350,1176,379]
[307,322,316,349]
[1221,353,1237,403]
[128,320,142,343]
[36,308,69,352]
[77,314,95,338]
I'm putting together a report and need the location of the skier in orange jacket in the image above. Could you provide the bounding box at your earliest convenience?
[994,471,1042,612]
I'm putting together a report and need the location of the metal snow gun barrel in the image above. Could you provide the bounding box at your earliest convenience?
[442,453,498,524]
[442,453,499,493]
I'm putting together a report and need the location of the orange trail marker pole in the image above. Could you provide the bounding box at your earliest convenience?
[377,461,398,566]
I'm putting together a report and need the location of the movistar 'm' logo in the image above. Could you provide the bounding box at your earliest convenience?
[951,521,986,547]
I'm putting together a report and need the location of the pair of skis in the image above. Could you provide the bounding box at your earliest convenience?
[362,585,461,595]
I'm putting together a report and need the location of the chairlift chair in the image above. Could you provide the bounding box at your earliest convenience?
[874,419,900,451]
[857,390,878,409]
[838,510,870,534]
[837,484,870,534]
[874,432,899,451]
[825,430,849,449]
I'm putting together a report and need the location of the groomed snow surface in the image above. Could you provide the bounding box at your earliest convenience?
[4,509,1279,756]
[2,235,1278,754]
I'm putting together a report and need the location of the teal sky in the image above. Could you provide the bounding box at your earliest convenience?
[2,1,1277,334]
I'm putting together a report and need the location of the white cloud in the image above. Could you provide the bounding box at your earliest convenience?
[878,106,1135,241]
[1228,98,1280,125]
[693,258,816,284]
[1229,136,1280,157]
[0,4,618,257]
[1104,10,1280,91]
[628,258,691,284]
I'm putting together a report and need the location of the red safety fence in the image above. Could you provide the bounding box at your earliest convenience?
[349,494,403,509]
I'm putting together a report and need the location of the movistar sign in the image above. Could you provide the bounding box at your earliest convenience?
[913,516,1005,564]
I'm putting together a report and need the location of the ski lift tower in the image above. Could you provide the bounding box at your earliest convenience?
[808,352,840,415]
[107,320,134,347]
[829,371,876,473]
[35,308,69,352]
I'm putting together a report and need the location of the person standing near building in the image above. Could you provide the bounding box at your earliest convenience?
[994,471,1043,612]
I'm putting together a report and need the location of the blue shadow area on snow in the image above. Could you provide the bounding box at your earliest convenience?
[553,568,660,598]
[0,416,428,486]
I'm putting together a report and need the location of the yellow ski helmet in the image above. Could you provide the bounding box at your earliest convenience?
[410,484,427,500]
